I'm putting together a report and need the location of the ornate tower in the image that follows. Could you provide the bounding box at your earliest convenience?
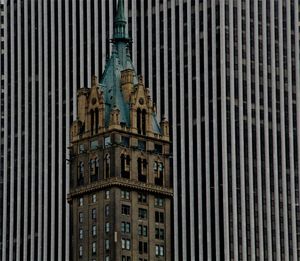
[68,1,172,260]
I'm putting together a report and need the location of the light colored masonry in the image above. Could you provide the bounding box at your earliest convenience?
[68,1,172,260]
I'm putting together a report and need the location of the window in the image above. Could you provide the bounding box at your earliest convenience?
[121,239,131,250]
[92,208,96,220]
[121,136,130,147]
[121,222,131,233]
[155,228,164,240]
[79,144,85,154]
[154,144,162,153]
[90,140,98,150]
[92,242,96,254]
[92,225,97,236]
[79,245,83,257]
[137,108,147,135]
[121,190,130,200]
[105,256,110,261]
[104,136,111,147]
[155,245,164,256]
[122,256,131,261]
[155,211,164,223]
[121,154,130,179]
[138,158,147,182]
[154,197,164,207]
[105,222,110,233]
[92,194,97,203]
[104,154,110,178]
[138,225,147,236]
[138,208,147,219]
[154,161,164,186]
[138,241,148,254]
[138,193,147,203]
[105,239,110,250]
[79,229,83,239]
[79,212,83,223]
[121,205,130,215]
[105,205,110,217]
[79,197,83,206]
[138,140,146,150]
[90,158,99,182]
[78,162,84,185]
[105,190,110,199]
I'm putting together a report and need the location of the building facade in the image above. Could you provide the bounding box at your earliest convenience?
[68,2,172,260]
[1,0,300,261]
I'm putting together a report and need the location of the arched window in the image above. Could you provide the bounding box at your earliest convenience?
[78,161,84,186]
[91,109,95,135]
[142,109,146,135]
[95,108,99,134]
[154,161,164,186]
[138,158,147,182]
[137,108,141,134]
[104,154,110,179]
[121,154,130,179]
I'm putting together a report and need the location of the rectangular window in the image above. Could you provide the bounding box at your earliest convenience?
[154,197,164,207]
[105,190,110,199]
[121,190,130,200]
[105,256,110,261]
[79,197,83,206]
[121,136,130,147]
[105,222,110,233]
[90,140,99,150]
[122,256,131,261]
[92,225,97,236]
[138,140,146,150]
[104,136,111,147]
[92,208,96,220]
[92,194,97,203]
[155,228,164,240]
[121,222,131,233]
[155,211,164,223]
[121,204,130,215]
[138,225,147,236]
[138,193,147,203]
[155,245,164,256]
[79,144,85,154]
[138,208,147,219]
[79,245,83,257]
[139,241,148,254]
[79,212,83,223]
[79,228,83,239]
[92,242,96,254]
[121,239,131,250]
[105,205,110,217]
[154,144,162,153]
[105,239,110,250]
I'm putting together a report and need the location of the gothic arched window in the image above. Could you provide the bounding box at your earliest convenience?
[138,158,147,182]
[121,154,130,179]
[78,161,84,185]
[104,154,110,179]
[90,109,94,135]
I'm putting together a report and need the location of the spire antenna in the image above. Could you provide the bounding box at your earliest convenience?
[113,0,130,42]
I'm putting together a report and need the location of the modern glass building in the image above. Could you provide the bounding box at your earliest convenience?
[1,0,300,260]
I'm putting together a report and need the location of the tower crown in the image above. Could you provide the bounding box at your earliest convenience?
[113,0,129,42]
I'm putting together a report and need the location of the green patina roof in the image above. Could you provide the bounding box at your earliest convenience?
[99,0,161,134]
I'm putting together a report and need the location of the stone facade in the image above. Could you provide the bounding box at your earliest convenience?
[68,1,172,260]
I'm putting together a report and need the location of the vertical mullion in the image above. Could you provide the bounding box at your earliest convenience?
[195,1,203,259]
[211,0,220,259]
[43,0,49,259]
[16,0,22,259]
[187,0,194,259]
[278,0,289,258]
[203,0,211,259]
[23,0,29,258]
[58,0,63,259]
[163,0,168,117]
[258,0,265,258]
[270,0,281,258]
[229,0,238,259]
[171,0,178,259]
[286,1,297,259]
[245,0,255,258]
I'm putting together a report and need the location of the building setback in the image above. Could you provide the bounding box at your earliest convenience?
[1,0,300,261]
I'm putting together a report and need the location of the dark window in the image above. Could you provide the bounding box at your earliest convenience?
[121,154,130,178]
[138,208,147,219]
[138,193,147,203]
[155,211,164,223]
[122,205,130,215]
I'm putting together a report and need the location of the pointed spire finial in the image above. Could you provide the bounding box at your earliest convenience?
[113,0,129,42]
[92,75,98,88]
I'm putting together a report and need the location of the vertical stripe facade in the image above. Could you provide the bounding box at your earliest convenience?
[0,1,300,260]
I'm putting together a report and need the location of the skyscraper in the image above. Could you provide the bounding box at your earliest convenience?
[1,0,300,261]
